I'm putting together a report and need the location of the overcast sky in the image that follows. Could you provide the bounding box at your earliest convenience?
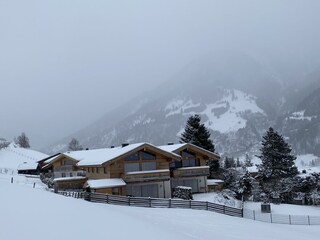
[1,0,320,149]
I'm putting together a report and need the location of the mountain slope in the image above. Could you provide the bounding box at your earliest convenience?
[46,51,320,157]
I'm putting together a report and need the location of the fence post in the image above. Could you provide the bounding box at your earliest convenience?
[128,196,131,206]
[270,213,273,223]
[206,201,208,211]
[223,205,226,214]
[149,197,152,208]
[289,215,291,225]
[169,198,171,208]
[308,216,310,225]
[253,210,255,220]
[106,194,109,204]
[33,183,36,188]
[11,177,13,183]
[189,200,192,208]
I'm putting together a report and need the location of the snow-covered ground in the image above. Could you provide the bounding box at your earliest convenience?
[246,154,320,175]
[1,173,320,240]
[0,143,48,172]
[244,201,320,216]
[193,192,242,208]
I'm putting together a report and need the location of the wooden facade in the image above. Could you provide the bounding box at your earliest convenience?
[41,142,220,197]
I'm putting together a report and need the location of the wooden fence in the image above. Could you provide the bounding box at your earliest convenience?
[243,208,320,225]
[58,191,243,217]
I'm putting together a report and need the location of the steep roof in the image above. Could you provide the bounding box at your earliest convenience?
[158,143,220,160]
[63,142,180,167]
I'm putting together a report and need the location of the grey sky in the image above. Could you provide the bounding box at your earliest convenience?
[1,0,320,149]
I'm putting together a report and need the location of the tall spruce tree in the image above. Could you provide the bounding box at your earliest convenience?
[257,127,298,195]
[180,114,217,177]
[180,114,215,152]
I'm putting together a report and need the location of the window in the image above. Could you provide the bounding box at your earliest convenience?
[63,159,73,166]
[96,168,99,174]
[181,150,197,167]
[124,163,140,172]
[70,173,73,177]
[104,167,107,174]
[140,151,156,160]
[124,152,139,161]
[141,162,156,171]
[61,172,66,177]
[183,159,196,167]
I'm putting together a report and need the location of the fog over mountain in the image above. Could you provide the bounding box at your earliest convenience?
[1,1,320,153]
[46,50,320,157]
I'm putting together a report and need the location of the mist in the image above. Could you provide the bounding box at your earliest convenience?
[1,0,320,149]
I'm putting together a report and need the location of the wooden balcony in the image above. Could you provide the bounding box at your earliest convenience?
[172,166,210,178]
[123,169,170,183]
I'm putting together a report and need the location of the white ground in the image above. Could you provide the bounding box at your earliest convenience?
[244,201,320,216]
[1,172,320,240]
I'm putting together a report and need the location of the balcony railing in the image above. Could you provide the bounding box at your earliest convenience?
[53,170,86,179]
[172,166,210,178]
[124,169,170,183]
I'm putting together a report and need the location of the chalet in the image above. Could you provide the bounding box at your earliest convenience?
[158,143,220,193]
[40,142,220,198]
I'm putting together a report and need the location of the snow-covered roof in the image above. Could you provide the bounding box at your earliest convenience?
[0,143,48,171]
[158,143,187,153]
[64,142,180,167]
[158,143,219,159]
[207,179,224,186]
[17,162,38,171]
[43,154,61,165]
[85,178,126,189]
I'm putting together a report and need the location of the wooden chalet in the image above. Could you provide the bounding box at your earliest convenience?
[39,142,220,198]
[158,143,220,193]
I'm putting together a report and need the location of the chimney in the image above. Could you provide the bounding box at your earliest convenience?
[85,148,89,150]
[167,142,174,145]
[110,146,115,149]
[122,143,129,148]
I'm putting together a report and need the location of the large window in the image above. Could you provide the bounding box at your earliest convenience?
[140,151,156,160]
[181,150,197,167]
[124,150,157,172]
[124,163,140,172]
[142,162,157,171]
[124,153,139,161]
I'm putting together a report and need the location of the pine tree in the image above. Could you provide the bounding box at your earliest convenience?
[257,127,298,195]
[15,132,30,148]
[244,153,253,167]
[180,114,216,177]
[68,138,83,151]
[180,114,214,152]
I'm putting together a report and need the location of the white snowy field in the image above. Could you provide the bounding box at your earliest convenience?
[244,201,320,216]
[1,174,320,240]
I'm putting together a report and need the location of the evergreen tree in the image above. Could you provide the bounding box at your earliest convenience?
[15,132,30,148]
[180,114,216,177]
[257,127,298,195]
[244,153,253,167]
[180,114,215,152]
[68,138,83,151]
[238,171,254,200]
[224,156,236,169]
